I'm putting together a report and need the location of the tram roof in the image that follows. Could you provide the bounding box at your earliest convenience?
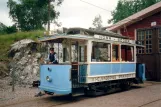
[39,28,129,42]
[66,27,128,39]
[38,29,144,47]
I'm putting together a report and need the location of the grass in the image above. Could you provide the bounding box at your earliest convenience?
[0,30,44,61]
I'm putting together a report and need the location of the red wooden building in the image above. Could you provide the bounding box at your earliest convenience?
[107,1,161,81]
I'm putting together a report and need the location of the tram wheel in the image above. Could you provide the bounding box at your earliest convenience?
[66,93,74,100]
[120,81,132,91]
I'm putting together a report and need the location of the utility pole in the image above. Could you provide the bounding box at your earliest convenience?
[48,0,51,32]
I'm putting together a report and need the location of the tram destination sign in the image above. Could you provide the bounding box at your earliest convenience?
[87,73,135,83]
[94,34,135,44]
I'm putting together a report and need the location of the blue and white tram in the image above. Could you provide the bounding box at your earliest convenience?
[38,28,145,96]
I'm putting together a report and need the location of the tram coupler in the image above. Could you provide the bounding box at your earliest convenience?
[34,91,45,97]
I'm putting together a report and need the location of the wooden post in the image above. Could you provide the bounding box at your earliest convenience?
[12,68,15,92]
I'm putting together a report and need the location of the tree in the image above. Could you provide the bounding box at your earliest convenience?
[0,22,7,35]
[7,0,63,31]
[5,25,17,34]
[109,0,161,24]
[92,15,103,30]
[0,22,17,35]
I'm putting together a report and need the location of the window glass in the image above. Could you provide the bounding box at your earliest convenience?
[63,47,69,62]
[137,31,145,54]
[112,44,119,61]
[121,45,134,62]
[79,46,87,62]
[137,29,152,54]
[159,28,161,37]
[159,39,161,43]
[141,41,144,45]
[149,49,152,53]
[159,44,161,48]
[149,35,151,39]
[159,36,161,53]
[145,30,152,54]
[71,44,78,62]
[91,42,111,62]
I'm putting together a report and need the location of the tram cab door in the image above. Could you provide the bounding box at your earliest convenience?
[71,42,79,89]
[71,41,87,91]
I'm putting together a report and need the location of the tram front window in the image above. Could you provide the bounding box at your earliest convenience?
[91,42,111,62]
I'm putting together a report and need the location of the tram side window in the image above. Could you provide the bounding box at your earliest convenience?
[91,42,111,62]
[71,45,78,62]
[112,44,120,61]
[121,45,134,62]
[79,46,87,62]
[63,48,69,62]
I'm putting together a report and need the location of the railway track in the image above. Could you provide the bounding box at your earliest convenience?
[0,94,87,107]
[138,98,161,107]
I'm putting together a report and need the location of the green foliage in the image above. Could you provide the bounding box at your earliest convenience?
[0,22,7,35]
[109,0,161,24]
[0,22,17,35]
[0,30,44,61]
[5,25,17,34]
[92,15,103,30]
[7,0,63,31]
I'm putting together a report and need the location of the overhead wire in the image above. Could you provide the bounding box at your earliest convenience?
[79,0,136,28]
[79,0,112,12]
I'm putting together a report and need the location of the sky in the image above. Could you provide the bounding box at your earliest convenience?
[0,0,119,29]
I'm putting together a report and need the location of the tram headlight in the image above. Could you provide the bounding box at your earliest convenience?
[46,76,52,82]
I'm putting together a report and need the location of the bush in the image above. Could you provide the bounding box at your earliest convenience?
[5,25,17,34]
[0,30,44,61]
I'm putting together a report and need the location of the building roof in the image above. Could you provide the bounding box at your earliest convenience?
[107,1,161,31]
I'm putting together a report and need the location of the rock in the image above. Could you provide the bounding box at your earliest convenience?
[8,39,41,85]
[18,57,28,65]
[10,39,35,52]
[20,76,25,80]
[7,39,65,85]
[33,66,39,74]
[13,52,21,60]
[35,53,41,59]
[0,62,9,77]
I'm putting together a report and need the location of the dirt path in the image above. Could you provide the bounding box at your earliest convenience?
[0,81,161,107]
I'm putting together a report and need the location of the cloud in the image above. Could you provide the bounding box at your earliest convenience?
[56,0,119,28]
[0,0,13,26]
[0,0,119,28]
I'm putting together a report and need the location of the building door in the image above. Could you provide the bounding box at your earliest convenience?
[137,27,161,81]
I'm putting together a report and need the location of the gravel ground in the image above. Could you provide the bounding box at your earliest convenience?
[57,83,161,107]
[0,77,41,106]
[0,80,161,107]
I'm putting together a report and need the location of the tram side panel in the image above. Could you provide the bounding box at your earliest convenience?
[86,63,136,83]
[39,64,72,94]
